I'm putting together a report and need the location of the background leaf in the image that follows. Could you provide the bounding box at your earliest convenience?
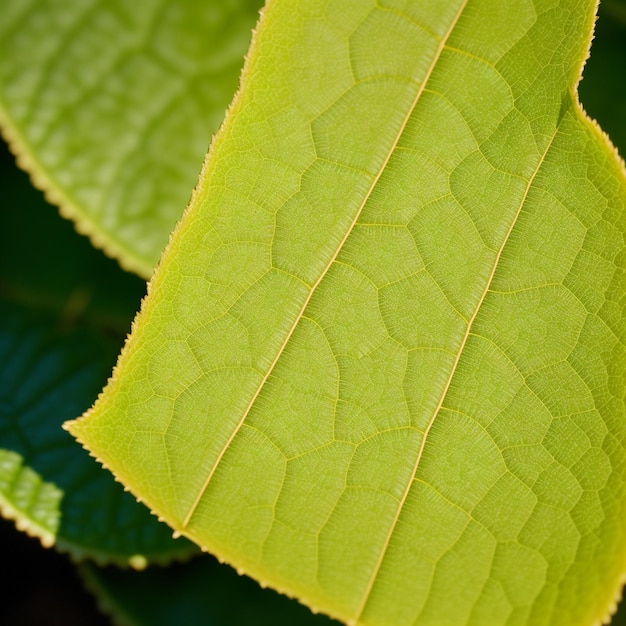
[68,1,626,624]
[80,556,337,626]
[0,449,62,547]
[0,143,194,564]
[0,299,194,564]
[0,0,262,277]
[0,144,145,327]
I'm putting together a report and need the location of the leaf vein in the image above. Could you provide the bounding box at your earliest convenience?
[351,123,560,623]
[179,0,470,530]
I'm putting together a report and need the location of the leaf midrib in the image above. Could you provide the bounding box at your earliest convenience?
[180,0,472,532]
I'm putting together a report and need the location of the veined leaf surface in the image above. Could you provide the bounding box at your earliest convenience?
[68,1,626,624]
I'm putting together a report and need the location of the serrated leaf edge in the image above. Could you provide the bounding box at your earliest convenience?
[0,491,56,548]
[0,482,196,569]
[65,417,341,621]
[576,8,626,626]
[0,106,154,279]
[58,420,199,569]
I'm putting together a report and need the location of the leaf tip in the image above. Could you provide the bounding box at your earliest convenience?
[62,418,77,434]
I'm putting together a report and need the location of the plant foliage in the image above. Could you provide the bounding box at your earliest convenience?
[68,0,626,624]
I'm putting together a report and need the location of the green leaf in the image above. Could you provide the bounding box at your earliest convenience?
[0,300,194,564]
[0,449,62,547]
[0,0,262,277]
[68,1,626,624]
[80,556,336,626]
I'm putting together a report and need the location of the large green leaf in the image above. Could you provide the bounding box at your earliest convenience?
[0,0,261,277]
[68,1,626,624]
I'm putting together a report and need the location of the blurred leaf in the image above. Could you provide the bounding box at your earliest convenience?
[579,2,626,157]
[599,0,626,27]
[80,556,337,626]
[0,449,62,547]
[0,141,145,331]
[0,299,195,564]
[0,0,262,277]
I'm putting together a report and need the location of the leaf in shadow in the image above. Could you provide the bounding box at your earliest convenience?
[0,299,195,564]
[0,140,145,329]
[80,556,338,626]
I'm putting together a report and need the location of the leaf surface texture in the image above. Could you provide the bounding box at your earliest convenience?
[69,1,626,623]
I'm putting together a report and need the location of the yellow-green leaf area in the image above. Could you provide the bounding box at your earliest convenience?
[68,1,626,625]
[0,0,262,277]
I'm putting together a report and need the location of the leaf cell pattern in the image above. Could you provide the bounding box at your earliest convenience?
[70,1,626,624]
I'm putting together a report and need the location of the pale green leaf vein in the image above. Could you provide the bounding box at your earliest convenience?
[180,0,469,530]
[351,124,560,624]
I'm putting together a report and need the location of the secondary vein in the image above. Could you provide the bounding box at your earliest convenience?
[351,126,559,623]
[181,0,468,530]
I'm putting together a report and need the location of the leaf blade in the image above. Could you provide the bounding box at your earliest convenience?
[68,1,626,623]
[180,0,470,532]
